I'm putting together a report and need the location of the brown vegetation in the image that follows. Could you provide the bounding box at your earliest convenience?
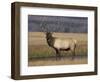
[28,32,87,66]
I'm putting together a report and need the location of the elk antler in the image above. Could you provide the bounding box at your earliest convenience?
[40,17,48,32]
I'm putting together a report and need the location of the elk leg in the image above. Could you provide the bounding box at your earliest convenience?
[58,50,61,60]
[73,44,76,59]
[54,48,58,60]
[72,48,75,60]
[55,49,61,60]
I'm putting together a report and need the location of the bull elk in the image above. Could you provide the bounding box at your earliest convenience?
[45,32,77,60]
[40,18,77,60]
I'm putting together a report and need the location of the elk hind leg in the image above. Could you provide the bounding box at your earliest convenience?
[71,48,76,60]
[72,49,75,60]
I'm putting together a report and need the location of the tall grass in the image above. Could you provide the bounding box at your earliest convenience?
[28,32,87,60]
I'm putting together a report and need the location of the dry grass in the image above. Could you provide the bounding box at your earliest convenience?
[28,32,88,66]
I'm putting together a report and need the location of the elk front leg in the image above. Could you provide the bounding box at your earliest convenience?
[55,48,61,60]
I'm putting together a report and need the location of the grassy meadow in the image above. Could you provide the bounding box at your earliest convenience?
[28,32,88,66]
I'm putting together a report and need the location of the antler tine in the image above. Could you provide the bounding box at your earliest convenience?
[40,16,47,32]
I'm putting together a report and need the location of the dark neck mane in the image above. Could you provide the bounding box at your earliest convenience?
[46,33,54,47]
